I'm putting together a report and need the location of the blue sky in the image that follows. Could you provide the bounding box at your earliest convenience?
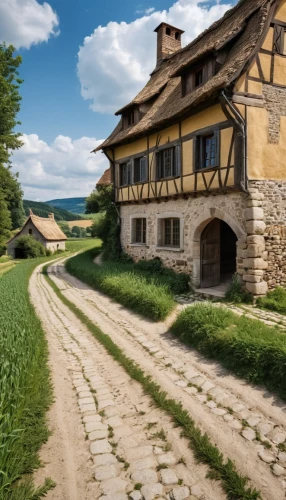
[0,0,235,200]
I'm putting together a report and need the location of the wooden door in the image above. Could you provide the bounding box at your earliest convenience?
[201,219,220,288]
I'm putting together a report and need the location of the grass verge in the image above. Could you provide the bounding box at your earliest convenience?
[256,286,286,315]
[44,267,261,499]
[171,303,286,400]
[65,248,177,321]
[0,239,99,499]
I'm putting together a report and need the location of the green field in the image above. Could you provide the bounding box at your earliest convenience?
[0,239,99,498]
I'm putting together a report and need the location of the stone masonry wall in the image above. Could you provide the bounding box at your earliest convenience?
[120,193,246,278]
[250,180,286,289]
[263,84,286,144]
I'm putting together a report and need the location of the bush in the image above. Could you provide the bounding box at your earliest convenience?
[66,249,175,321]
[46,248,52,256]
[225,273,252,304]
[171,303,286,399]
[257,286,286,314]
[15,235,46,258]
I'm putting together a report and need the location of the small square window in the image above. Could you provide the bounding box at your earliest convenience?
[194,131,220,170]
[166,27,171,36]
[28,229,32,235]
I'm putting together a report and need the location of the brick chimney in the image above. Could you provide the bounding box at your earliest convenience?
[154,22,184,64]
[48,213,54,220]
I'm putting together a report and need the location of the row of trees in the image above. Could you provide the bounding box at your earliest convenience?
[0,44,25,254]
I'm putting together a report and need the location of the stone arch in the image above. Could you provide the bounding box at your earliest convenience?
[190,207,246,287]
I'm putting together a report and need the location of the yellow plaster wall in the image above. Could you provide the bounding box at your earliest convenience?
[275,0,286,21]
[182,140,193,175]
[273,55,286,85]
[260,53,271,81]
[220,128,234,167]
[248,106,286,180]
[234,75,246,93]
[114,138,147,161]
[149,124,179,149]
[249,61,260,79]
[262,27,274,51]
[181,104,226,136]
[247,80,262,95]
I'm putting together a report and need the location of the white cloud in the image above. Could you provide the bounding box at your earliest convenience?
[77,0,233,114]
[11,134,108,200]
[0,0,59,49]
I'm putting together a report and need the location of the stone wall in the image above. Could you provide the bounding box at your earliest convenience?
[249,180,286,289]
[120,192,246,280]
[263,84,286,144]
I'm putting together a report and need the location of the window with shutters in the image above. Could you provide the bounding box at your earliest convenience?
[134,156,148,183]
[119,161,132,186]
[131,218,147,244]
[273,24,285,55]
[156,145,181,179]
[162,218,180,247]
[193,130,220,170]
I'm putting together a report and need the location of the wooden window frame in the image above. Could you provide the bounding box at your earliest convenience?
[182,59,215,97]
[156,145,181,180]
[131,217,147,245]
[119,161,132,187]
[193,129,220,171]
[273,24,285,55]
[162,218,180,248]
[133,156,148,184]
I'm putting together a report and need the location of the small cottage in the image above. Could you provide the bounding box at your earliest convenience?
[7,210,67,258]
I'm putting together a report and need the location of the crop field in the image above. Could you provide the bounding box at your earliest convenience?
[0,239,99,499]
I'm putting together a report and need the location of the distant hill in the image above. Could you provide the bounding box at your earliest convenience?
[23,200,83,222]
[46,197,86,214]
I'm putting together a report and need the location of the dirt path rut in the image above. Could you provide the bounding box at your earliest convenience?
[30,262,230,500]
[42,258,286,500]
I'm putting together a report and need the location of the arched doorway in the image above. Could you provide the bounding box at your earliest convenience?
[200,218,237,288]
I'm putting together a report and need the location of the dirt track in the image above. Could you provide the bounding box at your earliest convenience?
[29,258,286,499]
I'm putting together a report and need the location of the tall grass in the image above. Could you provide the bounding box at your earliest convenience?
[171,303,286,399]
[256,286,286,314]
[66,249,176,321]
[0,239,98,498]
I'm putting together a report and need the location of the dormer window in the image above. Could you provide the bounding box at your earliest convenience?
[182,59,215,97]
[122,107,140,130]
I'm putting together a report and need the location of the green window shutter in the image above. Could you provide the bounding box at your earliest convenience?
[156,152,161,180]
[140,156,147,182]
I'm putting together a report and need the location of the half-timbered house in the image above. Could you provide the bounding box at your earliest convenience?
[95,0,286,295]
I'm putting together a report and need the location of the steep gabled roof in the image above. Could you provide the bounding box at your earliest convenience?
[96,168,111,186]
[9,212,67,243]
[95,0,274,152]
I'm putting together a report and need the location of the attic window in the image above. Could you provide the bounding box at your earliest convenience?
[123,108,139,129]
[182,59,214,97]
[195,68,203,87]
[166,27,171,36]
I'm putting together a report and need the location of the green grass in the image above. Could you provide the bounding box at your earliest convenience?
[65,238,99,253]
[171,303,286,400]
[0,239,98,499]
[65,248,177,321]
[256,286,286,315]
[78,212,103,221]
[44,270,261,500]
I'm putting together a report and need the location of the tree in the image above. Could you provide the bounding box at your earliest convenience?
[85,190,100,214]
[0,192,11,255]
[0,44,25,229]
[72,226,81,238]
[0,164,24,229]
[58,221,73,238]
